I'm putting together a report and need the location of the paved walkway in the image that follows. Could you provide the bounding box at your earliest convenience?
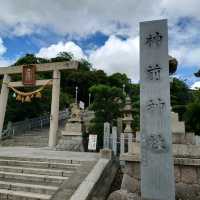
[0,146,99,161]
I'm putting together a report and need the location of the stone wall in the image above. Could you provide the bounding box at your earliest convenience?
[121,156,200,200]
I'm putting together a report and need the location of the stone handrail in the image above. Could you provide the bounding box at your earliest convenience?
[1,110,69,140]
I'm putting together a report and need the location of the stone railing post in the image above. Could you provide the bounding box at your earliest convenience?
[128,133,133,154]
[103,122,110,149]
[112,126,117,156]
[120,133,125,154]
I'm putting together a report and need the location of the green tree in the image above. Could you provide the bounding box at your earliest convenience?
[170,78,191,120]
[51,52,73,62]
[129,83,140,131]
[108,73,130,88]
[13,54,49,66]
[194,70,200,77]
[88,84,124,149]
[169,56,178,75]
[185,90,200,135]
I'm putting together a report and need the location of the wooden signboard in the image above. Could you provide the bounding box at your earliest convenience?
[22,65,36,85]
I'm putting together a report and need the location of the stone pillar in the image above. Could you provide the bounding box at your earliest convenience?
[120,133,125,154]
[49,70,60,147]
[103,122,110,149]
[0,74,10,137]
[128,133,133,154]
[112,126,117,155]
[140,19,175,199]
[117,118,123,137]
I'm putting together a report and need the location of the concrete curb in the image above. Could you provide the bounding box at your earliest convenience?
[70,158,110,200]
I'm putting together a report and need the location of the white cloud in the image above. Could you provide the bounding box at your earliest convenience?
[0,0,161,37]
[36,36,140,82]
[36,41,86,60]
[0,38,6,55]
[0,37,12,67]
[170,46,200,68]
[191,81,200,90]
[0,59,12,67]
[89,35,139,82]
[0,0,199,38]
[160,0,200,22]
[13,23,35,36]
[0,0,199,80]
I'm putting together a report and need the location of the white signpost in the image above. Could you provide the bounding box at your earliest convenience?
[88,134,97,151]
[79,101,85,110]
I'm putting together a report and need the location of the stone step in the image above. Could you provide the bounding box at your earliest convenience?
[0,137,48,147]
[1,143,47,147]
[0,180,58,195]
[1,138,48,143]
[2,134,48,138]
[0,188,51,200]
[0,165,73,177]
[0,133,49,147]
[0,171,69,184]
[0,159,80,170]
[0,156,81,164]
[5,139,48,143]
[12,136,48,139]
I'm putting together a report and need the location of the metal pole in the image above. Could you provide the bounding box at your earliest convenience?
[89,93,91,106]
[75,86,78,104]
[122,84,125,94]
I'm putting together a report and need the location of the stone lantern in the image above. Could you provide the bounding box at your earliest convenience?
[122,96,133,135]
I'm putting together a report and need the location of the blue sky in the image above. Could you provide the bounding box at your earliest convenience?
[0,0,199,88]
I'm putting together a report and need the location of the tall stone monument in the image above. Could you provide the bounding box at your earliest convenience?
[140,19,175,199]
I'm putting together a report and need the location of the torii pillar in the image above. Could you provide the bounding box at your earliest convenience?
[0,74,10,137]
[49,70,60,147]
[0,61,78,145]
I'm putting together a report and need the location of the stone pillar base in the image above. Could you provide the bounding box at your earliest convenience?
[100,148,112,159]
[56,135,84,152]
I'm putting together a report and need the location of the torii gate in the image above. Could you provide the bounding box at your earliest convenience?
[0,61,79,147]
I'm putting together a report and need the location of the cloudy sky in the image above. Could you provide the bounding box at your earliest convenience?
[0,0,199,88]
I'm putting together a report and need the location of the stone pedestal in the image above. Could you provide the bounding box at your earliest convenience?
[120,146,200,200]
[56,103,84,151]
[59,122,83,151]
[62,122,82,136]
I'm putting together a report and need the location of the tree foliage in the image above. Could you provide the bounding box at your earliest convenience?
[89,84,124,124]
[185,90,200,135]
[194,70,200,77]
[170,78,191,120]
[1,51,200,137]
[88,84,124,148]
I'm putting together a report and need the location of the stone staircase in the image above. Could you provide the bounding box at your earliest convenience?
[0,156,81,200]
[0,129,49,147]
